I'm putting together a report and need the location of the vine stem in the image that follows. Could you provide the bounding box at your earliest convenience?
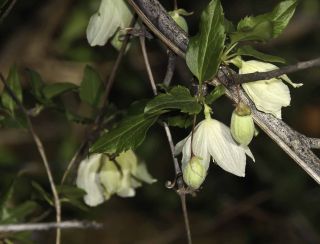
[139,33,192,244]
[0,73,62,244]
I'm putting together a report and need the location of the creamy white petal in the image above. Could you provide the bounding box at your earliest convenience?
[206,119,247,177]
[243,146,255,162]
[76,154,104,207]
[99,157,121,196]
[86,0,132,46]
[116,173,135,197]
[281,74,303,88]
[133,163,157,184]
[242,79,290,118]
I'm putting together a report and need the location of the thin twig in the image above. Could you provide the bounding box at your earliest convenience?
[139,33,192,244]
[233,57,320,84]
[0,221,102,232]
[163,50,176,87]
[0,0,17,23]
[61,16,137,185]
[0,73,62,244]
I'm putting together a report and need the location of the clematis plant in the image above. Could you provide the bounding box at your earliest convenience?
[175,104,255,186]
[86,0,132,46]
[76,150,156,207]
[232,57,303,119]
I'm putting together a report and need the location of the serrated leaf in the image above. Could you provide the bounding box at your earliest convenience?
[91,113,158,154]
[237,45,286,63]
[186,0,226,83]
[1,65,22,113]
[79,65,103,107]
[144,86,201,115]
[205,85,226,104]
[231,0,297,43]
[42,82,77,100]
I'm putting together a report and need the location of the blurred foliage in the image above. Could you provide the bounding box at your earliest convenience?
[0,0,319,243]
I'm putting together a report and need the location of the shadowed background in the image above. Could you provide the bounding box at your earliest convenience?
[0,0,320,243]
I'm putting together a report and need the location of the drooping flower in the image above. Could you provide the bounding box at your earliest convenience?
[230,102,255,146]
[76,154,104,207]
[76,150,156,207]
[86,0,132,46]
[175,105,254,177]
[234,58,303,119]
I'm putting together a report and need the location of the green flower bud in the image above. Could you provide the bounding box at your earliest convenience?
[183,157,206,189]
[230,103,255,146]
[169,11,188,33]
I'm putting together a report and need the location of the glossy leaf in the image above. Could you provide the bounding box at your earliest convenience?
[91,113,158,154]
[144,86,201,115]
[231,0,297,43]
[186,0,225,83]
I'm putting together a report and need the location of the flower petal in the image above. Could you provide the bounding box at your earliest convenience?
[76,154,104,206]
[206,119,248,177]
[86,0,132,46]
[133,163,157,184]
[242,79,290,118]
[99,156,121,196]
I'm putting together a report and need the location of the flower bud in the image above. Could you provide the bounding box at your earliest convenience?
[169,11,188,33]
[183,157,206,189]
[230,103,255,146]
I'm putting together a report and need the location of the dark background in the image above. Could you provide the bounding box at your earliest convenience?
[0,0,320,243]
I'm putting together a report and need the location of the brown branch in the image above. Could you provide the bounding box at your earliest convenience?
[139,33,192,244]
[0,221,102,232]
[233,57,320,84]
[163,50,176,86]
[0,73,62,244]
[127,0,320,184]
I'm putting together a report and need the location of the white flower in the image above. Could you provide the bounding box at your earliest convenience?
[86,0,132,46]
[175,105,255,177]
[76,154,104,207]
[238,59,303,119]
[76,150,156,206]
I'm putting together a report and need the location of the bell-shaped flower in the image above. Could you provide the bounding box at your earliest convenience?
[86,0,132,46]
[234,58,303,119]
[175,105,255,177]
[77,150,156,206]
[76,154,104,207]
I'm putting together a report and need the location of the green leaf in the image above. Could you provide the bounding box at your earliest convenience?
[1,65,22,113]
[186,0,226,83]
[91,113,158,154]
[237,45,286,63]
[167,115,193,128]
[42,82,77,100]
[56,185,86,199]
[205,85,226,104]
[231,0,297,43]
[27,69,44,101]
[144,86,201,115]
[0,201,37,224]
[231,20,273,43]
[79,65,103,107]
